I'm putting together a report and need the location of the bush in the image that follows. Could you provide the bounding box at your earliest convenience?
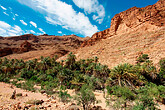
[135,84,160,109]
[58,86,72,103]
[74,84,97,110]
[0,74,10,83]
[106,85,135,109]
[159,58,165,84]
[137,54,149,63]
[22,81,36,91]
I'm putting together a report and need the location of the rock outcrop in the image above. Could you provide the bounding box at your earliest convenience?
[0,41,33,57]
[81,0,165,47]
[0,34,86,59]
[6,34,38,41]
[20,41,33,52]
[0,48,13,57]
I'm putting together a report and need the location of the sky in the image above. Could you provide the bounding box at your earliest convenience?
[0,0,158,37]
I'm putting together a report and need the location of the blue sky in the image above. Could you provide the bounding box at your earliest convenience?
[0,0,158,37]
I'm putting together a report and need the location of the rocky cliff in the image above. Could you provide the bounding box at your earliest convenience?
[0,34,87,59]
[81,0,165,47]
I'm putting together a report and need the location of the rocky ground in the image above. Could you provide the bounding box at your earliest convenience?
[0,82,164,110]
[0,82,110,110]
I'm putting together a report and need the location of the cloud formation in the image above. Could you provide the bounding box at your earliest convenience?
[30,30,35,34]
[38,28,45,34]
[0,6,7,10]
[3,12,9,16]
[17,0,99,37]
[30,21,37,28]
[58,31,62,34]
[20,20,27,26]
[72,0,105,24]
[0,21,24,36]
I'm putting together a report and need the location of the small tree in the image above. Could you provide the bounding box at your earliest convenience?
[65,52,76,70]
[74,84,97,110]
[136,54,149,63]
[159,58,165,85]
[133,84,160,110]
[58,86,72,103]
[106,85,135,110]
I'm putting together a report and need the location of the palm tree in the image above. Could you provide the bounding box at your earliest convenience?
[140,60,158,82]
[109,63,138,88]
[94,56,98,63]
[0,58,2,65]
[65,52,76,70]
[159,58,165,84]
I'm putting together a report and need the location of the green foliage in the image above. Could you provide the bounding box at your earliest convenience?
[0,74,10,82]
[41,80,58,95]
[74,84,97,110]
[137,54,149,63]
[0,54,165,109]
[20,68,34,79]
[84,75,103,90]
[107,86,135,100]
[159,58,165,85]
[65,52,76,70]
[106,85,135,109]
[108,63,139,88]
[58,86,72,103]
[22,81,36,91]
[141,60,158,82]
[134,83,161,109]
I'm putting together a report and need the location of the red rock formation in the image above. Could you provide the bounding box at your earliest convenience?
[81,0,165,47]
[20,41,32,52]
[0,48,13,57]
[6,34,38,41]
[0,34,86,58]
[0,41,33,57]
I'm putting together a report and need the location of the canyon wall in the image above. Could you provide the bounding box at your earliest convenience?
[81,0,165,47]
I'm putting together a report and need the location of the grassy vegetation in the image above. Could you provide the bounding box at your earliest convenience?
[0,53,164,109]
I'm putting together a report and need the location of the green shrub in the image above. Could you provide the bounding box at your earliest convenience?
[159,58,165,85]
[135,84,160,109]
[106,85,135,109]
[137,54,149,63]
[74,84,97,110]
[22,81,36,91]
[58,86,72,103]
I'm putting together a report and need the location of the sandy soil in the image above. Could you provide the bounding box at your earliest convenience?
[0,82,110,110]
[0,82,164,110]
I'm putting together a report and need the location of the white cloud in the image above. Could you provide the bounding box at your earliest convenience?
[17,0,99,37]
[13,18,15,20]
[20,20,27,25]
[3,12,9,16]
[38,28,45,34]
[72,0,105,24]
[1,6,7,10]
[30,21,37,28]
[15,14,18,16]
[30,30,35,34]
[0,21,11,29]
[58,31,62,34]
[0,21,24,36]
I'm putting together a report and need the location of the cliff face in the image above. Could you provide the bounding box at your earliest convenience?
[0,34,87,59]
[81,0,165,47]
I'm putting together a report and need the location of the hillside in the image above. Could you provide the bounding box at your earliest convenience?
[0,34,88,60]
[1,0,165,68]
[58,0,165,68]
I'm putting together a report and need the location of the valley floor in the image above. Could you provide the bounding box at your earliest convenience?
[0,82,112,110]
